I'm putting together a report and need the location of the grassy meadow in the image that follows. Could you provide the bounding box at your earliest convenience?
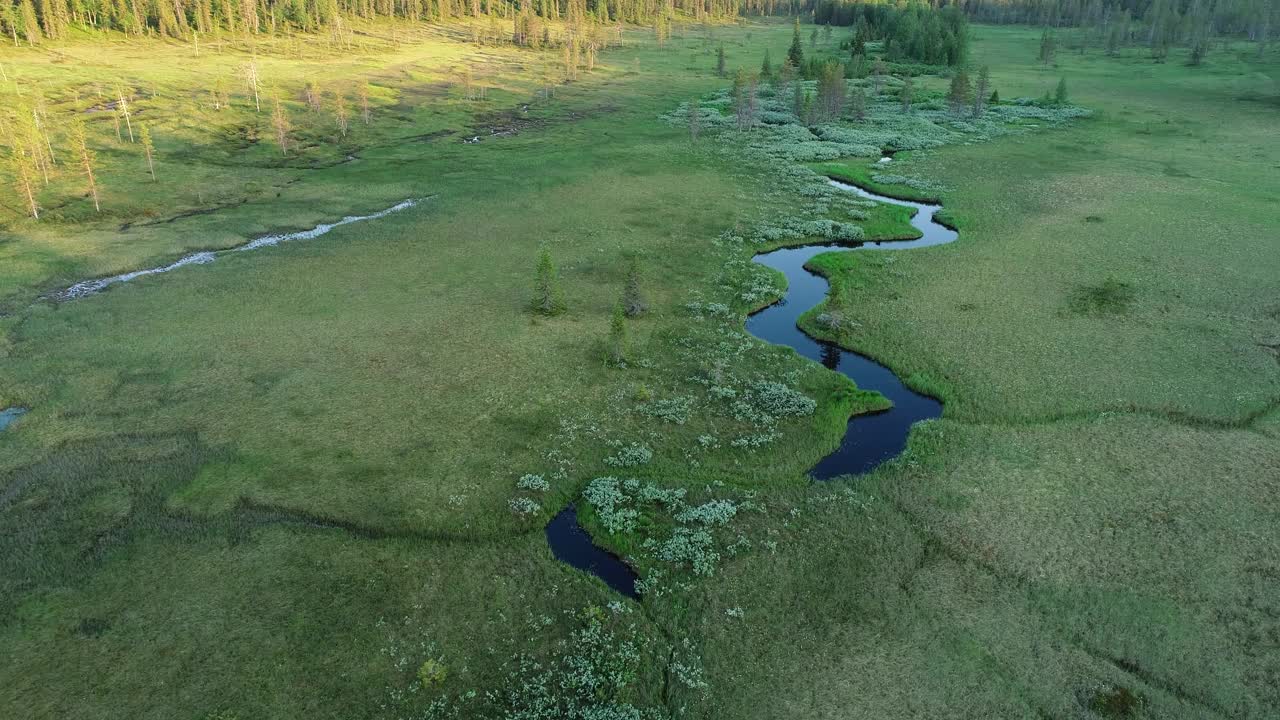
[1,14,1278,720]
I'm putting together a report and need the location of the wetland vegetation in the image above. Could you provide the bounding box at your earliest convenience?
[1,0,1278,717]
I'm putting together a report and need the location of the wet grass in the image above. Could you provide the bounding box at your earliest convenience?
[811,159,942,203]
[1068,277,1137,316]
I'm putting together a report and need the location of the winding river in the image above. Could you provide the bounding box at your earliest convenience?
[547,178,958,594]
[746,179,956,477]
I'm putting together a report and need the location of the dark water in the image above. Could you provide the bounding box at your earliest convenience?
[0,407,28,432]
[746,180,957,478]
[543,179,956,596]
[545,505,639,599]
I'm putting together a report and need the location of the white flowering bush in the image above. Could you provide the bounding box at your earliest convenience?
[508,497,542,515]
[676,500,738,526]
[517,473,550,492]
[604,442,653,468]
[648,527,720,576]
[584,477,639,534]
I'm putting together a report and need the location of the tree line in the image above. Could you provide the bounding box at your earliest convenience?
[962,0,1275,60]
[0,0,754,44]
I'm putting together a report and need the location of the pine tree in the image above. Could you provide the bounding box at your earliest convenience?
[787,18,804,68]
[139,123,156,180]
[69,119,101,212]
[605,299,628,365]
[851,19,867,57]
[816,61,846,121]
[973,65,990,117]
[1039,29,1056,64]
[531,245,566,316]
[622,256,646,317]
[849,86,866,121]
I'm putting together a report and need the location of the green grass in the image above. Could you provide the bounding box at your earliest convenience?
[812,158,944,203]
[2,18,1279,720]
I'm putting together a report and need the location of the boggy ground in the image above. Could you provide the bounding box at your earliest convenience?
[1,18,1278,720]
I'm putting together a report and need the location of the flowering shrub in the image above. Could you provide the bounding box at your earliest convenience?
[649,527,720,576]
[676,500,738,526]
[508,497,541,515]
[516,473,550,492]
[604,442,653,468]
[584,477,639,533]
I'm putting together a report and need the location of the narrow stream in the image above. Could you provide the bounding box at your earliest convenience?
[747,179,956,477]
[545,178,958,596]
[52,199,420,301]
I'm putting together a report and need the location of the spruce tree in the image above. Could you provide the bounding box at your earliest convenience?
[787,18,804,68]
[816,61,846,121]
[850,86,866,121]
[687,97,700,142]
[899,74,913,113]
[532,245,566,316]
[760,49,773,80]
[1054,77,1069,105]
[1039,29,1056,64]
[622,256,646,317]
[851,20,867,57]
[716,44,726,77]
[605,300,628,365]
[973,65,990,117]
